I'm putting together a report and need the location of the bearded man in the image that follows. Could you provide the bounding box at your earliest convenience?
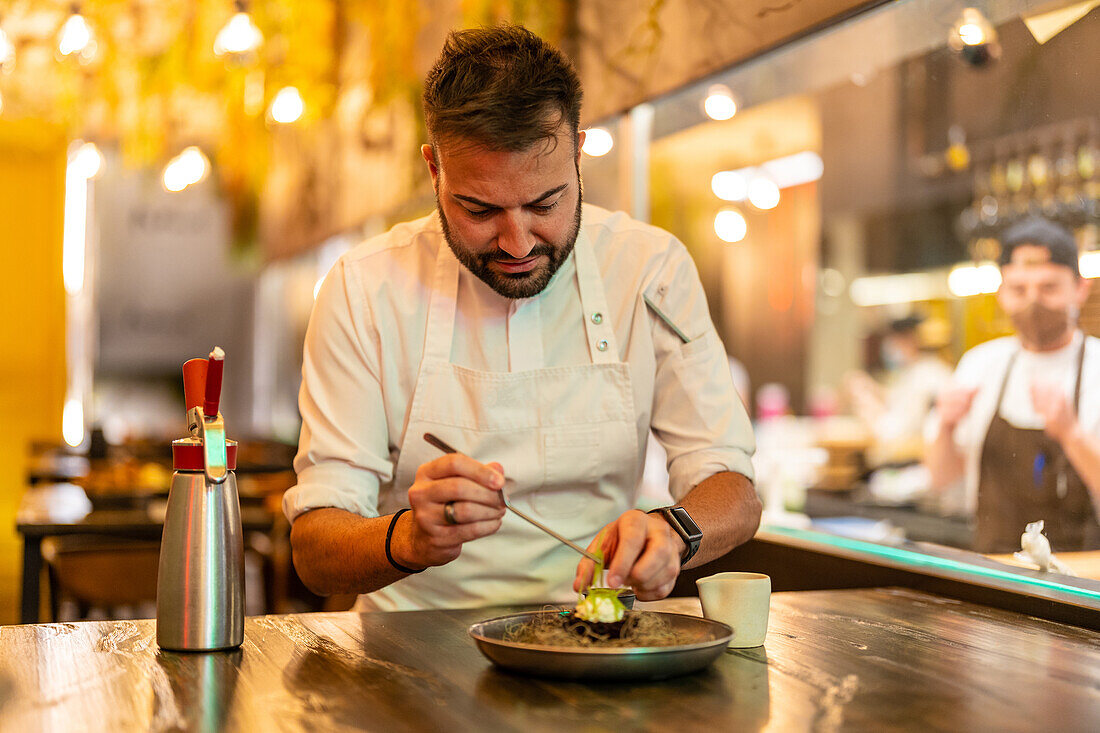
[283,25,760,610]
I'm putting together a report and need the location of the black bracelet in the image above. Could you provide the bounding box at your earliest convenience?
[385,508,424,574]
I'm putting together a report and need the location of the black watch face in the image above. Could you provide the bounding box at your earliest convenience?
[670,506,702,538]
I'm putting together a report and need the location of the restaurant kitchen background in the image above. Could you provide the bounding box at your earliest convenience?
[0,0,1097,623]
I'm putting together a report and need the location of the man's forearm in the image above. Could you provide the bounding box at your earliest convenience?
[677,471,761,569]
[290,507,415,596]
[925,426,965,491]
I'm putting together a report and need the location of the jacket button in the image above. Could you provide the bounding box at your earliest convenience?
[596,339,609,352]
[591,312,603,324]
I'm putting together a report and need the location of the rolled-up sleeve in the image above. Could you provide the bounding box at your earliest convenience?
[646,242,755,502]
[282,257,393,523]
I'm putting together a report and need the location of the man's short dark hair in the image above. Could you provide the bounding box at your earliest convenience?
[998,217,1080,277]
[422,25,582,152]
[888,315,923,335]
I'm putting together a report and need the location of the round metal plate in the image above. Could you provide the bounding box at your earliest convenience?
[468,611,732,681]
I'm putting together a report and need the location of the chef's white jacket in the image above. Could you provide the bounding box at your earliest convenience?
[284,204,755,525]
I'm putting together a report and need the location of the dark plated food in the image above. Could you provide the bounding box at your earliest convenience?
[468,610,733,681]
[561,610,626,639]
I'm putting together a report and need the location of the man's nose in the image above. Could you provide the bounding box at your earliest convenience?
[495,211,536,259]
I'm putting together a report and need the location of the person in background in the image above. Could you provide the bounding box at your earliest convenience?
[846,314,953,465]
[284,25,760,611]
[925,217,1100,554]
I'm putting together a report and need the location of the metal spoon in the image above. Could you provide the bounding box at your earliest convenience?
[423,432,601,564]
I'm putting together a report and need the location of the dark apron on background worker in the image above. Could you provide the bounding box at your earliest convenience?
[974,340,1100,554]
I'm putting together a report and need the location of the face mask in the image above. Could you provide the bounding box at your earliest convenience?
[1008,302,1077,349]
[880,342,905,371]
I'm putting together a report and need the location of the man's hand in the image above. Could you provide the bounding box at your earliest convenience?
[936,385,979,432]
[1031,382,1078,443]
[394,454,506,570]
[572,510,685,601]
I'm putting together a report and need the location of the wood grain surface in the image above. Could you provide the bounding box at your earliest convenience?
[0,588,1096,732]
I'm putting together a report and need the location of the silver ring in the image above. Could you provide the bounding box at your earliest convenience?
[443,501,457,525]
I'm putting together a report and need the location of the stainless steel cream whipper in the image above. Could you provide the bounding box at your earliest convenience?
[156,347,244,651]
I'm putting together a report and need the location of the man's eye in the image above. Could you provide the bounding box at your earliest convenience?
[529,202,557,214]
[464,207,494,218]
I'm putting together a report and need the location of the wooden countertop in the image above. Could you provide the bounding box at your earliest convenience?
[0,588,1097,732]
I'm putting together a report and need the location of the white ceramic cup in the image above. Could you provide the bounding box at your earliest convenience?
[696,571,771,648]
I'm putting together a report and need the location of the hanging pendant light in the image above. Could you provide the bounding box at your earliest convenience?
[214,1,263,57]
[57,4,96,63]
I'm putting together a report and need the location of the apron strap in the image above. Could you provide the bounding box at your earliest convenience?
[1073,333,1086,411]
[994,349,1019,416]
[573,229,621,365]
[423,237,460,364]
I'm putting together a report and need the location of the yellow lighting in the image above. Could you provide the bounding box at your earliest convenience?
[63,141,101,295]
[703,85,736,121]
[747,178,781,210]
[214,12,263,57]
[1079,251,1100,279]
[850,272,945,307]
[714,209,747,243]
[72,142,103,179]
[162,146,209,192]
[947,262,1001,297]
[957,22,985,45]
[63,398,84,448]
[270,86,304,124]
[0,26,15,71]
[711,171,747,201]
[581,127,614,157]
[58,11,95,60]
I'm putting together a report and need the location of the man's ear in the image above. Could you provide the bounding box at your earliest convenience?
[575,129,586,166]
[422,144,440,185]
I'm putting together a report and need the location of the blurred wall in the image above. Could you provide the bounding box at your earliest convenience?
[0,121,67,625]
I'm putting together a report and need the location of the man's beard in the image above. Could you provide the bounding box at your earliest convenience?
[437,186,583,300]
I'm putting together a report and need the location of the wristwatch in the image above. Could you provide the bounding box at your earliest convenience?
[647,506,702,565]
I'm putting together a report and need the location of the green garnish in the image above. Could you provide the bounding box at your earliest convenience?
[574,531,627,623]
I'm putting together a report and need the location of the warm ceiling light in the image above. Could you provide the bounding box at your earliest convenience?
[71,141,103,180]
[703,85,736,121]
[957,22,985,45]
[214,7,263,57]
[947,262,1001,297]
[747,178,781,210]
[581,127,614,157]
[0,26,15,72]
[1080,251,1100,279]
[269,86,304,124]
[714,209,747,243]
[58,7,96,61]
[711,152,823,204]
[62,398,84,448]
[711,171,747,202]
[163,146,210,192]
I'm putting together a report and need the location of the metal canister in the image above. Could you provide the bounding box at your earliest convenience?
[156,348,245,651]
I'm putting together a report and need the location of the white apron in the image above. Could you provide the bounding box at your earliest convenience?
[357,229,641,611]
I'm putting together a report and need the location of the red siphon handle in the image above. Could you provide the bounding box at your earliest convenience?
[183,358,208,412]
[203,347,225,418]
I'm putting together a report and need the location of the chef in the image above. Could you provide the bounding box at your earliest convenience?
[925,217,1100,553]
[283,25,760,611]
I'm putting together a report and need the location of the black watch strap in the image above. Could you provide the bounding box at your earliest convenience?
[648,506,702,565]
